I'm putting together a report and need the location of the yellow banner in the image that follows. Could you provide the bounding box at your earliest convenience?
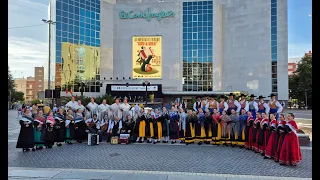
[132,36,162,79]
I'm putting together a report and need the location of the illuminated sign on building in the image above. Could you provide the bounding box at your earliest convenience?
[119,8,175,21]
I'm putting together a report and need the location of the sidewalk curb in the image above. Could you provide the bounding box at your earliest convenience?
[8,167,311,180]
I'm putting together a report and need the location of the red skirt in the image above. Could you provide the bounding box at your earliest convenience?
[265,131,278,158]
[254,130,260,152]
[259,129,269,154]
[244,127,254,149]
[279,132,302,165]
[274,133,285,162]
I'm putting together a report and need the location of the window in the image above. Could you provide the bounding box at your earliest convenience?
[272,85,278,92]
[192,32,197,40]
[192,14,198,22]
[29,85,32,88]
[192,50,197,57]
[272,65,277,74]
[272,78,277,85]
[38,85,42,88]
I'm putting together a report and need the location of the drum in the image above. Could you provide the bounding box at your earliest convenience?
[111,136,119,144]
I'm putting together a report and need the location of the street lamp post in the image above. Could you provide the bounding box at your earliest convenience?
[42,19,56,90]
[142,81,151,106]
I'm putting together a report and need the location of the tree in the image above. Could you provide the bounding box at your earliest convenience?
[289,55,312,108]
[11,91,24,102]
[8,66,15,96]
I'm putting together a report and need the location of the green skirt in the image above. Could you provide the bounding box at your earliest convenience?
[65,128,73,142]
[33,128,44,147]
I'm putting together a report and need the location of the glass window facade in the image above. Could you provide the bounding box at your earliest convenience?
[55,0,101,92]
[271,0,277,95]
[182,0,213,91]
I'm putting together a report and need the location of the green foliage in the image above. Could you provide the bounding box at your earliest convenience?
[289,55,312,107]
[11,91,24,102]
[8,66,15,95]
[31,99,41,105]
[95,94,115,104]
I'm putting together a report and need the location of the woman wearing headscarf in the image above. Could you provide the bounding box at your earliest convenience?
[45,111,56,148]
[145,109,154,143]
[16,109,35,152]
[33,110,46,150]
[54,108,66,146]
[274,114,287,162]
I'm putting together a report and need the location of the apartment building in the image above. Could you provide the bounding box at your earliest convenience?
[34,67,45,99]
[14,78,27,99]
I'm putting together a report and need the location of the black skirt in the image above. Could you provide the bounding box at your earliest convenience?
[169,121,179,140]
[195,123,202,137]
[153,121,159,139]
[16,123,35,149]
[211,123,218,137]
[75,121,86,140]
[55,122,66,142]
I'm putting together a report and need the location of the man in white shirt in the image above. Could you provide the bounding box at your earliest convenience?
[219,95,228,115]
[87,97,98,118]
[120,97,131,121]
[226,93,241,115]
[267,93,283,120]
[257,95,270,115]
[97,99,109,120]
[65,96,78,112]
[193,96,202,112]
[110,97,122,120]
[248,94,258,119]
[239,94,249,113]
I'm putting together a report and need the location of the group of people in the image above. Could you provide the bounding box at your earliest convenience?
[16,93,302,166]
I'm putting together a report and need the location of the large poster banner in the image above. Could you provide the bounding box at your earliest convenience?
[132,36,162,79]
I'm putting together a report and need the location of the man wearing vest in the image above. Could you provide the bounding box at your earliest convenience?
[226,93,241,115]
[207,95,219,114]
[219,95,228,115]
[239,94,249,113]
[267,93,283,120]
[257,95,270,115]
[248,94,258,119]
[193,96,202,113]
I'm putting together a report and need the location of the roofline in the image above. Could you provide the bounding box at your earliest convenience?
[161,91,246,95]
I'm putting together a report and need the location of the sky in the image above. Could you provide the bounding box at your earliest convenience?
[8,0,312,78]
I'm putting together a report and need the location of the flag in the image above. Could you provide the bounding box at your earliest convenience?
[70,89,73,95]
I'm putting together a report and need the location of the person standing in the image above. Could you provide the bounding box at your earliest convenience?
[253,112,262,152]
[219,95,228,115]
[257,96,270,114]
[244,111,255,150]
[229,109,240,146]
[220,110,232,146]
[207,95,218,114]
[211,109,221,145]
[169,106,180,144]
[193,96,202,112]
[16,109,35,152]
[65,96,78,113]
[195,108,205,145]
[226,93,241,115]
[65,109,75,144]
[239,94,249,113]
[161,107,170,143]
[268,93,283,120]
[153,109,162,143]
[238,109,248,147]
[279,113,302,166]
[87,97,99,119]
[54,108,66,146]
[248,94,258,119]
[74,109,86,143]
[204,108,213,144]
[274,114,286,162]
[178,108,186,144]
[97,99,109,121]
[258,113,270,155]
[44,111,56,148]
[120,97,131,122]
[145,109,154,143]
[110,97,122,120]
[265,114,278,159]
[184,110,195,145]
[136,108,146,143]
[33,110,46,150]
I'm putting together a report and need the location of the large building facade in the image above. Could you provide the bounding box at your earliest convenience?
[48,0,288,100]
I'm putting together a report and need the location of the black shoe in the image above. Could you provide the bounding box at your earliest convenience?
[26,148,30,151]
[39,147,43,150]
[22,148,27,152]
[197,142,202,145]
[171,141,174,144]
[264,156,268,159]
[139,140,142,143]
[185,143,189,145]
[153,142,156,144]
[31,148,35,152]
[280,163,286,166]
[78,141,82,143]
[57,143,62,146]
[147,140,151,143]
[162,141,166,143]
[48,146,52,148]
[157,141,160,143]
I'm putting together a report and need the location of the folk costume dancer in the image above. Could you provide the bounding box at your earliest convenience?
[65,109,75,144]
[248,94,258,119]
[136,108,146,143]
[193,96,202,112]
[34,110,46,150]
[121,115,135,136]
[154,109,162,143]
[65,96,78,115]
[220,110,232,145]
[87,97,99,119]
[45,111,56,148]
[268,93,283,120]
[265,114,278,159]
[97,99,109,121]
[219,95,228,115]
[229,109,240,146]
[185,110,195,145]
[107,116,122,139]
[257,96,270,114]
[244,111,255,150]
[238,109,248,147]
[207,96,218,114]
[195,108,206,145]
[253,112,262,152]
[77,101,86,114]
[169,106,180,144]
[279,113,302,166]
[110,97,122,120]
[204,108,213,144]
[120,97,131,122]
[16,109,35,152]
[145,109,154,143]
[54,108,66,146]
[201,100,207,112]
[226,93,241,115]
[179,108,186,143]
[258,113,270,155]
[87,114,106,142]
[161,107,170,143]
[239,94,249,113]
[74,109,86,143]
[274,114,286,162]
[211,109,222,145]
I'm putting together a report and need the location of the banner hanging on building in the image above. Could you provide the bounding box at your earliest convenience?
[132,36,162,79]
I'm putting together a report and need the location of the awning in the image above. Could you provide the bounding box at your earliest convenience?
[161,91,246,95]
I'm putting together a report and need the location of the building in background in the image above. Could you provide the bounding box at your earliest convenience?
[14,78,27,100]
[26,77,35,101]
[34,67,45,99]
[288,62,297,76]
[48,0,288,100]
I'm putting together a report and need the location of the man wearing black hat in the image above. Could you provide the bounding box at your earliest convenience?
[218,95,228,115]
[239,94,249,112]
[248,94,258,119]
[226,93,241,115]
[267,93,283,120]
[193,96,202,112]
[257,96,270,115]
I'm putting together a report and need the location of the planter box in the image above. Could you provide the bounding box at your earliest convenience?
[297,133,311,147]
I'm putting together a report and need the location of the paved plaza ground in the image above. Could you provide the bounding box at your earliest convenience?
[8,110,312,179]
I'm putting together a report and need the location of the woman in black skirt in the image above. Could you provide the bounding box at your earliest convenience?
[74,109,86,143]
[16,109,35,152]
[54,108,66,146]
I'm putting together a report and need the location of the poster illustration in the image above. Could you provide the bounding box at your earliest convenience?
[132,36,162,79]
